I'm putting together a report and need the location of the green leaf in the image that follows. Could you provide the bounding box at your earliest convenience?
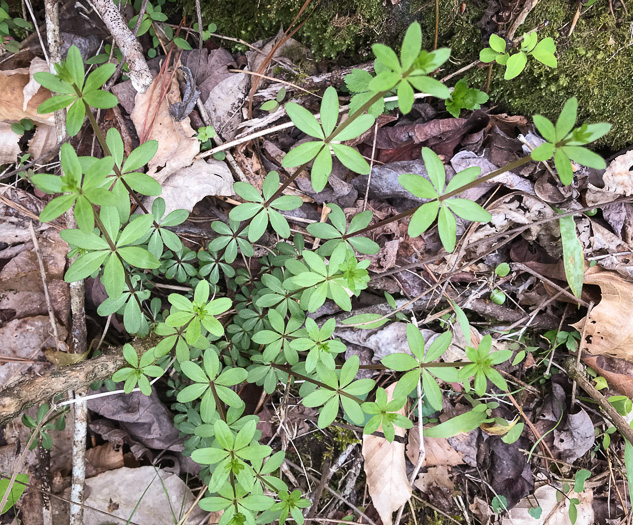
[489,34,506,53]
[556,98,578,142]
[425,407,489,438]
[344,69,372,93]
[248,209,269,242]
[563,146,606,170]
[311,146,333,192]
[66,100,86,136]
[444,166,481,194]
[65,251,108,281]
[479,47,499,63]
[531,142,555,162]
[397,80,414,115]
[320,87,339,137]
[501,422,524,444]
[39,194,76,222]
[445,199,491,223]
[83,90,118,109]
[334,113,375,142]
[422,369,443,411]
[122,140,159,173]
[34,72,75,94]
[331,144,370,174]
[531,37,557,68]
[118,214,154,246]
[0,474,29,514]
[118,246,160,268]
[400,22,422,69]
[408,200,439,237]
[282,141,323,168]
[421,147,445,193]
[504,52,527,80]
[37,94,76,114]
[372,43,401,72]
[102,251,125,297]
[574,469,591,493]
[317,396,339,428]
[438,205,457,252]
[533,115,556,143]
[554,148,574,185]
[559,215,584,298]
[285,102,324,139]
[368,71,401,91]
[84,63,116,92]
[624,440,633,507]
[174,37,192,50]
[382,353,419,372]
[181,360,208,383]
[66,45,85,89]
[407,75,450,99]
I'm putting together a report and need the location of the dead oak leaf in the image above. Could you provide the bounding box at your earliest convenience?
[362,383,412,525]
[573,268,633,362]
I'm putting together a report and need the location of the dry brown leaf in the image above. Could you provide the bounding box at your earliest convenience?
[362,383,412,525]
[85,443,125,477]
[0,58,53,125]
[406,426,463,467]
[572,268,633,362]
[131,74,199,184]
[586,150,633,205]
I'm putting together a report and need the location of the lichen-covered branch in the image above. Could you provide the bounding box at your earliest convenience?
[0,347,126,427]
[88,0,152,92]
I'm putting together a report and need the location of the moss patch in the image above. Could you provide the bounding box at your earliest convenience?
[187,0,633,149]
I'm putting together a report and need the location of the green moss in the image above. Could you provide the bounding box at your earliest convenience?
[184,0,633,149]
[447,0,633,149]
[183,0,418,59]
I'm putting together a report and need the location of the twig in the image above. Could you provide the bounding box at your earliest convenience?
[363,121,378,212]
[88,0,152,92]
[28,222,64,351]
[284,458,377,525]
[563,357,633,446]
[513,262,589,307]
[570,301,594,410]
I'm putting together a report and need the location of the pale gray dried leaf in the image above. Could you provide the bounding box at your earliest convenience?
[203,72,249,140]
[143,159,234,214]
[60,466,208,525]
[553,408,595,463]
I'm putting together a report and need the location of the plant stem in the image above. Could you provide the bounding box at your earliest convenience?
[83,101,156,220]
[347,154,534,238]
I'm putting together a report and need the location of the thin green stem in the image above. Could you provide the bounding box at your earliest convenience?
[271,363,366,404]
[347,154,534,238]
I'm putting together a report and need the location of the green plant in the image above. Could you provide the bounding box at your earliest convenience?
[260,87,287,112]
[0,1,33,54]
[10,118,34,136]
[445,79,488,118]
[480,31,557,80]
[0,474,28,515]
[21,403,66,450]
[26,24,613,523]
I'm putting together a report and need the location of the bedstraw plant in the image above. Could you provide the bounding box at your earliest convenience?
[28,21,610,524]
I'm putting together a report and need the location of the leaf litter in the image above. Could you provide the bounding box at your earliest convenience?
[4,12,633,525]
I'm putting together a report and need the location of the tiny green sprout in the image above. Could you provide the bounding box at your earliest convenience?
[260,87,286,112]
[197,125,216,143]
[112,344,164,395]
[495,262,510,277]
[445,79,488,118]
[480,31,557,80]
[459,335,511,396]
[528,506,543,519]
[491,494,508,513]
[10,118,34,135]
[0,474,29,514]
[271,490,311,525]
[490,289,506,305]
[361,387,413,442]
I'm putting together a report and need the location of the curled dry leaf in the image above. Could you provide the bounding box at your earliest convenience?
[362,383,412,525]
[131,74,200,184]
[572,268,633,362]
[586,150,633,206]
